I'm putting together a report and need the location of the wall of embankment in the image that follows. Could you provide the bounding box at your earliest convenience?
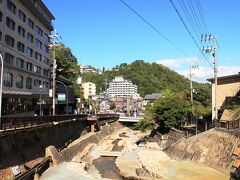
[165,128,240,175]
[0,120,89,179]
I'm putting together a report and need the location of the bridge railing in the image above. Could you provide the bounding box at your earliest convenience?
[0,114,88,132]
[97,114,120,124]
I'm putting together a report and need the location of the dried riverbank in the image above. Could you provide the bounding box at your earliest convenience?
[41,125,229,179]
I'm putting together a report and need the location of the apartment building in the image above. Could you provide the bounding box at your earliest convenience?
[0,0,54,115]
[82,82,96,99]
[107,76,140,99]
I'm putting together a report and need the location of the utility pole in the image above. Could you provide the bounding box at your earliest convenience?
[104,77,107,113]
[49,32,60,115]
[202,34,218,121]
[189,66,193,102]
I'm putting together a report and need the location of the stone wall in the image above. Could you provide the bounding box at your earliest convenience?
[0,121,89,179]
[165,128,240,175]
[60,121,123,161]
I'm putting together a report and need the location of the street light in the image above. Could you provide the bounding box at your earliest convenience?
[39,84,43,116]
[0,53,3,126]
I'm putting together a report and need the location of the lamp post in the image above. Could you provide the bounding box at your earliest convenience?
[0,54,3,126]
[55,80,68,114]
[39,84,43,116]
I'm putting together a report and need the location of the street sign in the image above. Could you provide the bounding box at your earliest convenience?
[58,94,66,101]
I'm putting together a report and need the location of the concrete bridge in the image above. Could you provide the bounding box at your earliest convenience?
[118,116,143,123]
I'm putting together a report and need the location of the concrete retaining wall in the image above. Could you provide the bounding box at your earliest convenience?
[165,128,240,175]
[0,121,89,179]
[61,121,123,161]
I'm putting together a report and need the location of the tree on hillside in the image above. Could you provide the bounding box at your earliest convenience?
[52,43,81,96]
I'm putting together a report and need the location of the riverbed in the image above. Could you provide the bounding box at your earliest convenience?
[41,127,229,179]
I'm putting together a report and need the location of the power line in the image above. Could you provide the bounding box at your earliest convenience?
[186,0,205,34]
[177,0,201,39]
[169,0,213,68]
[119,0,189,57]
[180,0,201,36]
[196,0,209,33]
[188,0,205,33]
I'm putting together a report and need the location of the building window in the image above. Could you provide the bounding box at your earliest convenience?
[4,72,13,87]
[43,69,49,77]
[5,35,14,47]
[44,33,50,43]
[35,25,42,36]
[0,11,2,22]
[26,77,32,89]
[26,47,33,57]
[26,62,33,71]
[17,42,25,53]
[18,10,26,22]
[43,57,50,65]
[35,52,42,61]
[0,31,2,41]
[44,45,49,54]
[43,81,49,88]
[7,0,16,14]
[34,65,42,74]
[6,17,15,31]
[16,58,24,68]
[34,79,41,86]
[4,53,14,65]
[18,26,25,37]
[35,39,42,49]
[28,18,34,29]
[16,75,23,88]
[27,33,33,43]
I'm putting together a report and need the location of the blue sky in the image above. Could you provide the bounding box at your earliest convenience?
[43,0,240,81]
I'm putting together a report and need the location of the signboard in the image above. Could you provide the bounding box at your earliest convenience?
[49,89,52,97]
[58,94,66,101]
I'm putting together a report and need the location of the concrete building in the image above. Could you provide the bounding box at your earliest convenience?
[0,0,54,115]
[82,82,96,99]
[207,73,240,120]
[107,76,140,99]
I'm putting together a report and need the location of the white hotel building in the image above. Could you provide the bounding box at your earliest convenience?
[107,76,140,99]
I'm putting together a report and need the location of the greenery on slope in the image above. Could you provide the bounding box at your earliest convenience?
[83,60,211,102]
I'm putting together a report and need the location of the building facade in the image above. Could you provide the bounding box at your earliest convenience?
[207,73,240,120]
[107,76,140,99]
[0,0,54,115]
[82,82,96,99]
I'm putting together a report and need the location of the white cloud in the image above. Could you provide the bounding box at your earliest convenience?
[155,57,240,83]
[178,66,240,82]
[156,57,199,68]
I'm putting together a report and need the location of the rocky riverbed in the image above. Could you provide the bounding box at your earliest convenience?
[41,127,229,179]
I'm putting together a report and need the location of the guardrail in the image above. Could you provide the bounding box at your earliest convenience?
[0,114,88,133]
[211,119,240,130]
[0,114,120,135]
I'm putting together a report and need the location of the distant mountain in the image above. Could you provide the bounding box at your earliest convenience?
[82,60,210,100]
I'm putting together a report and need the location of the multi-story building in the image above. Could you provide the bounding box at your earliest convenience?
[82,82,96,99]
[107,76,140,99]
[0,0,54,115]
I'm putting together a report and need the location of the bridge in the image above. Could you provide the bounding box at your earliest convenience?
[118,116,143,122]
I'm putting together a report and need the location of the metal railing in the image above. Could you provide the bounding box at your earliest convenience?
[211,119,240,130]
[0,114,88,132]
[0,114,120,134]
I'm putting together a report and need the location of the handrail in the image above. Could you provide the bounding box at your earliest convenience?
[0,114,120,133]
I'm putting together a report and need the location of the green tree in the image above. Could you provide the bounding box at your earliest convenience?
[53,43,81,96]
